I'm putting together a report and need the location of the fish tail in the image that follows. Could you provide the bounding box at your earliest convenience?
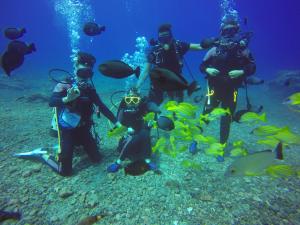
[135,66,140,78]
[275,142,283,160]
[260,112,267,122]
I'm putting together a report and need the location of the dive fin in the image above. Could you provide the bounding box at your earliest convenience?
[275,142,283,160]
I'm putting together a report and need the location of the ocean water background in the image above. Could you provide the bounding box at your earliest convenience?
[1,0,300,80]
[1,1,300,225]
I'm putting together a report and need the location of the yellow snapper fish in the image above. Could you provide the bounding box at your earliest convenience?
[225,142,283,176]
[251,125,290,136]
[181,160,202,170]
[107,125,127,137]
[152,137,167,153]
[233,140,244,147]
[208,107,231,120]
[230,147,248,157]
[286,92,300,105]
[194,134,218,145]
[143,112,156,123]
[265,164,296,178]
[272,129,300,145]
[164,100,178,110]
[205,143,226,157]
[176,102,198,117]
[239,112,267,123]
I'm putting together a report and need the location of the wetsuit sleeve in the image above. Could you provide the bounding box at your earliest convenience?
[49,92,66,107]
[89,88,117,123]
[200,47,217,74]
[116,101,126,123]
[49,83,70,107]
[179,41,190,55]
[242,50,256,76]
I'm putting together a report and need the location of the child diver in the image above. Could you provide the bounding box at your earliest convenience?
[107,87,161,173]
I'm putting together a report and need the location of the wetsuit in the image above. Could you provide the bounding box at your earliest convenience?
[147,40,190,104]
[48,82,117,176]
[116,98,158,161]
[200,41,256,144]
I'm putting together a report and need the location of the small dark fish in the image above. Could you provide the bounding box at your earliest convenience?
[4,27,26,40]
[1,50,24,76]
[150,67,198,95]
[98,60,140,79]
[157,116,174,131]
[189,140,197,154]
[8,40,36,55]
[0,210,21,222]
[77,214,106,225]
[124,160,150,176]
[246,76,264,85]
[83,22,106,36]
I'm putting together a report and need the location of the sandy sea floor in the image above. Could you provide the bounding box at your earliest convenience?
[1,74,300,225]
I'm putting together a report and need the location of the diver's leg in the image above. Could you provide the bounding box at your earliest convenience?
[138,129,152,159]
[57,129,74,176]
[80,126,102,163]
[202,88,219,123]
[107,135,132,173]
[40,129,74,176]
[220,90,237,144]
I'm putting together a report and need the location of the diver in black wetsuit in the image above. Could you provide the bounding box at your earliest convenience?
[107,88,161,173]
[17,52,121,176]
[200,19,256,153]
[136,23,203,105]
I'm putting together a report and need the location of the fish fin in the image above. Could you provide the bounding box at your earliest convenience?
[135,66,140,78]
[101,26,106,32]
[275,142,283,160]
[260,112,267,122]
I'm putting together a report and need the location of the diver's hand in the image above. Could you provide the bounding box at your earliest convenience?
[127,127,135,135]
[114,121,122,128]
[228,70,244,78]
[63,87,80,103]
[206,67,220,76]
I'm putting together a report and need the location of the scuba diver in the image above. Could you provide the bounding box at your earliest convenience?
[107,87,161,173]
[136,23,204,105]
[15,52,121,176]
[200,18,256,159]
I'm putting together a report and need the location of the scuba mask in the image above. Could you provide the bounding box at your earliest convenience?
[77,52,96,68]
[158,31,173,44]
[124,96,141,105]
[221,25,239,37]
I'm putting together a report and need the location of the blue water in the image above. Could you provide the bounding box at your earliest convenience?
[1,0,299,79]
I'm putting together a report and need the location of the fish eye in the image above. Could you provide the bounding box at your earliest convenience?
[231,169,236,173]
